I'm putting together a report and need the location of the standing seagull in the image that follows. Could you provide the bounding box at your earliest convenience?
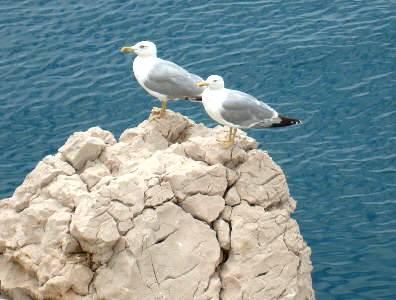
[120,41,204,118]
[197,75,301,148]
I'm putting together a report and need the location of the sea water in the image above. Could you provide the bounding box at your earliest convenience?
[0,1,395,299]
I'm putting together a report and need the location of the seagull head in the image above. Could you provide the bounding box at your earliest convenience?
[197,75,224,90]
[120,41,157,57]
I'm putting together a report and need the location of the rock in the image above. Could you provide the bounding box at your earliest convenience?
[213,218,230,250]
[39,263,93,299]
[182,125,257,167]
[95,202,221,300]
[180,194,225,223]
[226,168,239,187]
[10,155,75,211]
[96,173,145,217]
[59,132,106,170]
[165,161,228,201]
[221,205,233,222]
[47,174,89,208]
[117,220,133,235]
[61,236,82,255]
[80,162,111,189]
[86,126,116,145]
[224,186,241,206]
[0,256,40,299]
[70,194,120,264]
[0,109,314,300]
[144,182,174,207]
[235,150,293,210]
[220,201,313,300]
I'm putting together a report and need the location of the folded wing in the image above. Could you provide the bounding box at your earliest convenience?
[220,90,278,128]
[144,59,204,99]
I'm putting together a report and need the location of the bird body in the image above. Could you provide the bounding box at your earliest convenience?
[198,75,301,147]
[202,87,282,129]
[121,41,204,117]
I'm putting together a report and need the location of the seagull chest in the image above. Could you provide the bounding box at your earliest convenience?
[132,57,165,99]
[132,57,154,83]
[202,91,231,126]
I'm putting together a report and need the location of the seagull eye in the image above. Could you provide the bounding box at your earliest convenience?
[140,45,145,49]
[213,80,217,82]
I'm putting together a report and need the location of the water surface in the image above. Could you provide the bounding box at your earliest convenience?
[0,1,395,299]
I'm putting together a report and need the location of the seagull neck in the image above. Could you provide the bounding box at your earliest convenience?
[208,87,225,93]
[136,54,157,61]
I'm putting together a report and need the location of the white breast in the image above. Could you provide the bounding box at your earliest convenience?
[202,89,235,127]
[132,57,166,99]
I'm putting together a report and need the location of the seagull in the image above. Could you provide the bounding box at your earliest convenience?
[120,41,204,118]
[197,75,301,148]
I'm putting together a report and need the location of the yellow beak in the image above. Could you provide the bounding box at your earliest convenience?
[196,81,209,87]
[120,46,135,53]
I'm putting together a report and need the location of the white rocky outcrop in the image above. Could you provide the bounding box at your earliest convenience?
[0,110,314,300]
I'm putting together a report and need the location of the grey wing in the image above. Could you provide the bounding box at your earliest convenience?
[144,59,204,98]
[220,90,278,128]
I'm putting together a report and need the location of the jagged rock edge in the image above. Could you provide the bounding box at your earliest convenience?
[0,110,313,300]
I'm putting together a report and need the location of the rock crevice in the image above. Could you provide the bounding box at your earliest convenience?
[0,110,314,300]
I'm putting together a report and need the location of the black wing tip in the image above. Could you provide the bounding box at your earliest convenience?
[271,115,302,127]
[183,96,202,102]
[289,118,302,125]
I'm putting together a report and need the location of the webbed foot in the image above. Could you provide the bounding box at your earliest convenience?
[149,106,166,121]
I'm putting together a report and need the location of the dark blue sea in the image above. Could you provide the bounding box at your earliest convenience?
[1,1,395,298]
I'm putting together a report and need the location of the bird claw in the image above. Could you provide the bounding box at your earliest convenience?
[216,137,228,143]
[151,107,161,115]
[149,114,160,121]
[149,107,166,121]
[218,140,234,149]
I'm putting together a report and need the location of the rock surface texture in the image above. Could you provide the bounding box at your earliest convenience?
[0,110,314,300]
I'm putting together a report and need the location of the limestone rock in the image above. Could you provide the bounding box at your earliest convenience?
[47,174,88,208]
[220,201,313,300]
[213,218,230,250]
[10,155,75,211]
[224,186,241,206]
[80,162,111,189]
[59,131,106,170]
[0,109,314,300]
[94,173,145,217]
[235,150,293,210]
[70,194,120,264]
[95,202,221,300]
[86,126,116,145]
[144,181,174,207]
[180,194,225,223]
[182,125,257,167]
[221,205,233,222]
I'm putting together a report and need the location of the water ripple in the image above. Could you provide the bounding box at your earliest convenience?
[1,0,396,298]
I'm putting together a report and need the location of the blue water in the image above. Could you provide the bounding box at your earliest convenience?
[1,0,395,298]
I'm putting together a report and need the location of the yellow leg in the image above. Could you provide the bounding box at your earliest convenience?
[216,127,232,143]
[218,127,237,149]
[231,128,237,143]
[160,101,167,116]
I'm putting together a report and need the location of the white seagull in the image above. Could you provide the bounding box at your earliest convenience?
[120,41,204,118]
[197,75,301,148]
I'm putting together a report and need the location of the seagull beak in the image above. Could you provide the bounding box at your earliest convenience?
[120,46,135,53]
[196,81,209,87]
